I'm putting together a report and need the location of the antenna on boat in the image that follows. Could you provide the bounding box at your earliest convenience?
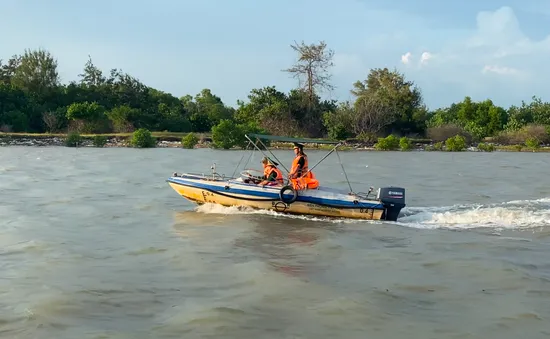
[334,146,354,194]
[210,162,216,179]
[230,139,254,179]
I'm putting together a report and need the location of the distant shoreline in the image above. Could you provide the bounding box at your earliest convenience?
[1,132,549,152]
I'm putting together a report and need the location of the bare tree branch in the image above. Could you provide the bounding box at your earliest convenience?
[282,40,335,103]
[42,111,58,133]
[352,96,400,135]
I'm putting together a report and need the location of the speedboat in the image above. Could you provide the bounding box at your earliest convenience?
[166,133,406,221]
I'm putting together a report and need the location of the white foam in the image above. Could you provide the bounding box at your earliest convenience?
[194,203,364,224]
[398,198,550,230]
[193,197,550,231]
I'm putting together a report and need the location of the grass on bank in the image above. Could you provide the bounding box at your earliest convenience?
[0,131,204,141]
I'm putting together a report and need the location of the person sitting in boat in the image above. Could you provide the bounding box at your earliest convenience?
[288,142,319,190]
[258,156,284,187]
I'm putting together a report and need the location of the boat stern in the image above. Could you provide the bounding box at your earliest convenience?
[377,187,406,221]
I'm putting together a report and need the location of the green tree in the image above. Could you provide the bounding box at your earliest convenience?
[105,105,138,132]
[3,44,550,145]
[234,86,287,124]
[7,49,61,131]
[182,89,232,132]
[78,56,105,87]
[428,96,508,139]
[11,48,59,97]
[322,101,354,140]
[0,56,21,85]
[234,86,300,137]
[487,104,508,135]
[211,119,245,149]
[351,67,425,135]
[66,101,106,133]
[66,101,105,121]
[0,83,29,131]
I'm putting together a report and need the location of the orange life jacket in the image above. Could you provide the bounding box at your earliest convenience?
[264,165,284,184]
[290,154,313,179]
[289,154,319,190]
[291,175,319,190]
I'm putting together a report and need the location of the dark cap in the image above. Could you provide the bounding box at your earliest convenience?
[261,156,279,166]
[293,142,304,149]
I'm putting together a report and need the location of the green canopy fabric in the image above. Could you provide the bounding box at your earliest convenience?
[246,133,340,145]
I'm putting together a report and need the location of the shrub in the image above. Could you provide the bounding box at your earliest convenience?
[477,142,495,152]
[464,122,485,142]
[427,123,472,144]
[425,141,443,152]
[93,135,107,147]
[399,136,412,151]
[65,132,82,147]
[357,131,377,144]
[130,128,156,148]
[375,134,399,150]
[525,137,540,150]
[445,135,466,151]
[494,124,549,145]
[326,123,350,141]
[522,125,548,143]
[181,133,198,149]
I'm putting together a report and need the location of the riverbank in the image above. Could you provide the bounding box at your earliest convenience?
[1,132,549,152]
[0,132,197,148]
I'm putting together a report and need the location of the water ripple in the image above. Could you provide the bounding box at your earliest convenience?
[1,147,550,338]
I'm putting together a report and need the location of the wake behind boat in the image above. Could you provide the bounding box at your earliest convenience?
[166,134,406,221]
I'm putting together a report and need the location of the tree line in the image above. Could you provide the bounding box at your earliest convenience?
[1,42,549,146]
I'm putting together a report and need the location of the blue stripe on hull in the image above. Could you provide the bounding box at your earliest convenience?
[166,177,384,209]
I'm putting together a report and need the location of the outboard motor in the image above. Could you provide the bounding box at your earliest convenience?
[377,187,406,221]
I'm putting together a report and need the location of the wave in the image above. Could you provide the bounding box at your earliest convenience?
[398,198,550,230]
[194,203,359,223]
[192,198,550,231]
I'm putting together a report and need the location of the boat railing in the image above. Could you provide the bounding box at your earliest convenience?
[172,172,236,182]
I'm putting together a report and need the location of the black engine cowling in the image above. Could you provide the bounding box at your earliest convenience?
[377,187,406,221]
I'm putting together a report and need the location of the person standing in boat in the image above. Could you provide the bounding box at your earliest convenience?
[289,143,312,179]
[288,142,319,189]
[259,157,284,186]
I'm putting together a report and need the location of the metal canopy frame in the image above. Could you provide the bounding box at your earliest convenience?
[240,134,355,194]
[246,133,340,145]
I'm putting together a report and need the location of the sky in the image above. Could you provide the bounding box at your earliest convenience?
[2,0,550,110]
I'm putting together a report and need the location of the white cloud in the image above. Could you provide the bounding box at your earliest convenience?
[333,53,365,75]
[441,6,549,72]
[419,51,432,65]
[396,5,550,107]
[401,52,412,64]
[481,65,520,75]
